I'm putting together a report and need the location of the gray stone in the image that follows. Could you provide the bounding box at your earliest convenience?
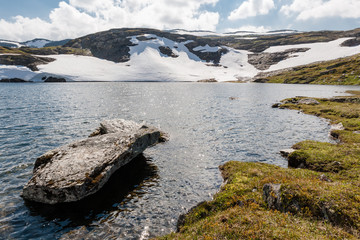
[263,183,282,210]
[280,149,295,158]
[22,119,167,204]
[298,98,320,105]
[263,183,300,214]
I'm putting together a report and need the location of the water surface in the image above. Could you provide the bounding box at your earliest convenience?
[1,82,359,239]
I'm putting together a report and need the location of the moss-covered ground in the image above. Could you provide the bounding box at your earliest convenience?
[262,54,360,85]
[156,91,360,239]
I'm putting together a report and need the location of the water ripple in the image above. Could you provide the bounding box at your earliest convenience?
[0,82,359,239]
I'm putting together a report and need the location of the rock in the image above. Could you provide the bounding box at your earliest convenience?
[280,149,295,158]
[263,183,282,210]
[263,183,300,214]
[229,97,239,100]
[158,46,178,58]
[330,122,344,131]
[22,119,167,204]
[297,98,320,105]
[197,78,217,83]
[0,54,55,71]
[341,37,360,47]
[248,48,310,70]
[319,174,332,182]
[272,103,282,108]
[330,97,360,103]
[0,78,29,83]
[43,76,66,82]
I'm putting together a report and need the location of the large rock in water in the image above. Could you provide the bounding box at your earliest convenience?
[22,119,167,204]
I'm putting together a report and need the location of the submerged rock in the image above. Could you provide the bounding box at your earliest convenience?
[22,119,167,204]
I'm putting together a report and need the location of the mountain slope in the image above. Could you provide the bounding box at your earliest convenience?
[254,53,360,85]
[1,28,360,82]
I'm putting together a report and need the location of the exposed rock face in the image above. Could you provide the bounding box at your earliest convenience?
[64,28,227,64]
[197,78,217,83]
[341,37,360,47]
[0,78,29,82]
[43,76,66,82]
[159,46,178,58]
[248,48,310,70]
[22,119,167,204]
[0,54,55,71]
[263,183,301,214]
[263,183,282,210]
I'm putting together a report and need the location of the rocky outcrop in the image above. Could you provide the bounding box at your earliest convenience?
[42,76,66,82]
[0,54,55,71]
[248,48,310,70]
[0,78,29,83]
[64,28,226,64]
[341,37,360,47]
[22,119,167,204]
[159,46,178,58]
[197,78,217,83]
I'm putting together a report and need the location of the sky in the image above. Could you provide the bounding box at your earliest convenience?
[0,0,359,41]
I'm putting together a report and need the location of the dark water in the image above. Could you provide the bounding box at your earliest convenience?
[1,82,359,239]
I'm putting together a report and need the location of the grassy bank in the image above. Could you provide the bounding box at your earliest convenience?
[257,53,360,85]
[156,91,360,239]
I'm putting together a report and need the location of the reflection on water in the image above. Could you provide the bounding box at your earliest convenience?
[0,82,360,239]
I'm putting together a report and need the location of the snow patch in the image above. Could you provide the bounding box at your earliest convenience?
[0,65,37,80]
[265,38,360,71]
[24,39,51,48]
[193,44,221,53]
[0,40,23,48]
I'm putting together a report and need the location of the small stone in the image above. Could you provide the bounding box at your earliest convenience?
[298,98,320,105]
[280,149,295,158]
[319,174,332,182]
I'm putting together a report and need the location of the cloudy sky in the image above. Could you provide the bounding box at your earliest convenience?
[0,0,359,41]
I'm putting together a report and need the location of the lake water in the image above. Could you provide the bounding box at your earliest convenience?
[1,82,359,239]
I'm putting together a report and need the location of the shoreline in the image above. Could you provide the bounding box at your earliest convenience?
[156,90,360,239]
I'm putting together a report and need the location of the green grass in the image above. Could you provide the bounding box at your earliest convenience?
[157,162,358,239]
[156,91,360,239]
[262,54,360,85]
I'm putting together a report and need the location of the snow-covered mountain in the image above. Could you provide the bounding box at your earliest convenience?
[22,38,52,48]
[0,38,70,49]
[0,39,24,48]
[0,28,360,82]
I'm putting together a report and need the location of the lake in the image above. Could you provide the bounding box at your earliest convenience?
[1,82,359,239]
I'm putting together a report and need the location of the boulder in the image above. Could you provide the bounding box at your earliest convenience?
[298,98,320,105]
[280,149,295,158]
[263,183,300,214]
[22,119,167,204]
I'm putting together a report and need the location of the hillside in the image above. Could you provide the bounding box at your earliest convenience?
[0,28,360,82]
[254,53,360,85]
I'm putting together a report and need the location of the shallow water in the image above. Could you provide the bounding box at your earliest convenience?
[0,82,359,239]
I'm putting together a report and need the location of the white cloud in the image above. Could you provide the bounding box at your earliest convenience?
[228,0,275,20]
[224,25,271,33]
[281,0,360,20]
[0,0,220,41]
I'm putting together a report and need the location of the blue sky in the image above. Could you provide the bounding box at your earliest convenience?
[0,0,359,41]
